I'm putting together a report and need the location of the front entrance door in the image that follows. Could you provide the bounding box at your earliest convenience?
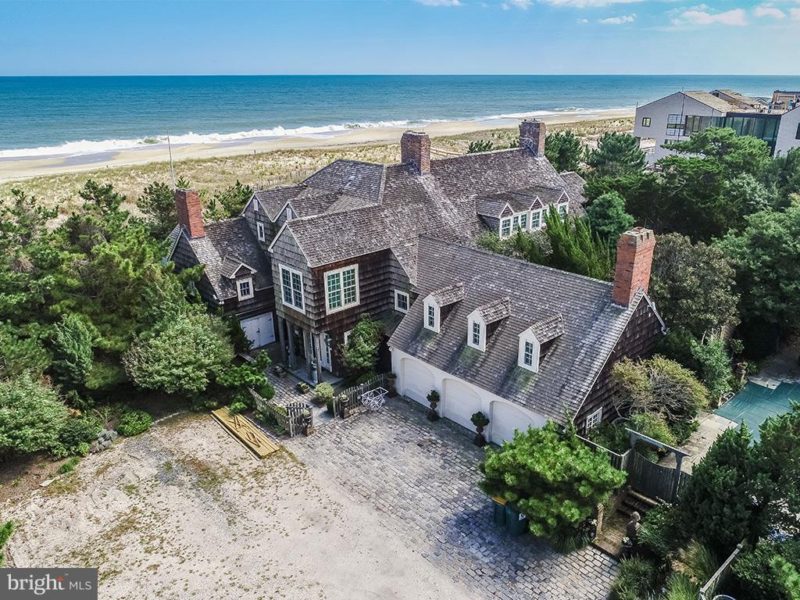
[319,334,333,371]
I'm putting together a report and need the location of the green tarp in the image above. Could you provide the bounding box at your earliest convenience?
[715,381,800,441]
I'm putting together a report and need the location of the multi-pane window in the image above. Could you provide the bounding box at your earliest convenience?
[325,265,359,313]
[500,218,512,238]
[523,341,534,366]
[666,113,684,136]
[471,321,481,346]
[280,266,304,312]
[586,408,603,431]
[557,203,569,219]
[427,305,436,329]
[237,278,253,300]
[530,209,543,230]
[641,117,651,127]
[256,221,266,242]
[394,290,409,313]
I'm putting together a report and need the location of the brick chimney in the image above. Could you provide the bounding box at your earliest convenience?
[613,227,656,307]
[401,131,431,175]
[175,188,205,239]
[519,119,546,157]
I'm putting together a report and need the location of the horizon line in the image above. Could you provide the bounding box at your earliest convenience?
[2,73,799,78]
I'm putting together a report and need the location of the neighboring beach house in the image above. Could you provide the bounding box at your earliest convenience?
[169,120,588,378]
[634,89,800,163]
[388,231,665,443]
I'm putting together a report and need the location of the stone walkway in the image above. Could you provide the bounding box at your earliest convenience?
[286,396,618,600]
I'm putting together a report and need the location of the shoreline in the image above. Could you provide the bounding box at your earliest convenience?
[0,108,633,183]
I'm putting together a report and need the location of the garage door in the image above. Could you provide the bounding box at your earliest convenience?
[442,378,482,431]
[240,313,275,349]
[401,358,434,405]
[491,401,538,444]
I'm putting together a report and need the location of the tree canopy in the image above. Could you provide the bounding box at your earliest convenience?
[545,130,583,173]
[586,132,646,177]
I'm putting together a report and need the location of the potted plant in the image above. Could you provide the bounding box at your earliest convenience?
[386,372,398,397]
[471,411,490,447]
[426,390,440,421]
[313,382,334,407]
[296,382,310,394]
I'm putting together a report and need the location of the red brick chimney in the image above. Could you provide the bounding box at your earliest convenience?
[519,119,546,157]
[175,188,205,239]
[613,227,656,306]
[401,131,431,175]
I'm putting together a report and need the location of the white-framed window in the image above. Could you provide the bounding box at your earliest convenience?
[280,265,305,313]
[523,340,534,367]
[253,199,259,212]
[557,203,569,219]
[237,277,254,301]
[424,297,440,333]
[467,312,486,351]
[394,290,409,313]
[641,117,651,127]
[510,212,529,233]
[256,221,266,242]
[471,321,481,346]
[324,265,359,314]
[585,407,603,431]
[666,113,684,136]
[517,331,540,372]
[343,329,353,347]
[530,209,543,230]
[500,217,512,238]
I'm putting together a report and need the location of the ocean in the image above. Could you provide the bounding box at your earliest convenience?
[2,75,799,158]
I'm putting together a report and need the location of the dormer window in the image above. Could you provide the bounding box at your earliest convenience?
[500,218,512,238]
[523,340,535,367]
[237,277,254,301]
[530,209,543,230]
[427,304,436,329]
[557,202,569,219]
[256,221,266,242]
[423,298,440,333]
[471,321,481,346]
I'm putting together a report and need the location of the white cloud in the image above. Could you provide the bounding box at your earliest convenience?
[541,0,641,7]
[415,0,462,6]
[754,5,785,19]
[577,17,590,23]
[598,13,636,24]
[673,7,748,26]
[502,0,532,8]
[791,7,800,20]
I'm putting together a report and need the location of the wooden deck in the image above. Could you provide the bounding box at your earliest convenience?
[211,408,281,458]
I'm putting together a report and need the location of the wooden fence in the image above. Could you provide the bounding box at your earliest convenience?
[577,435,631,471]
[250,390,312,437]
[698,542,745,600]
[333,374,387,419]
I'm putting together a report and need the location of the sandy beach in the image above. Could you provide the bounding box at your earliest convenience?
[0,108,633,184]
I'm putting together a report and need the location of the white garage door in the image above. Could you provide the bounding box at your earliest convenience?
[401,358,434,405]
[442,378,482,431]
[240,313,275,348]
[491,401,538,444]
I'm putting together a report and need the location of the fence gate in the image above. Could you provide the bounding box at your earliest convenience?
[628,451,678,502]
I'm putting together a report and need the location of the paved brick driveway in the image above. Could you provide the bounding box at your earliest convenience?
[286,396,618,600]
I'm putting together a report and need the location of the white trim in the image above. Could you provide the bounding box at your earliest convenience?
[237,277,254,301]
[267,221,290,254]
[530,208,544,230]
[256,221,266,242]
[517,329,540,372]
[324,264,360,315]
[499,217,512,238]
[585,407,603,431]
[423,296,440,333]
[394,289,410,313]
[466,310,486,352]
[343,329,353,347]
[557,202,569,219]
[279,265,305,314]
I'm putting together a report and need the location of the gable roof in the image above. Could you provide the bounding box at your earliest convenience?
[172,217,272,301]
[389,237,661,424]
[683,91,739,113]
[430,283,465,306]
[475,297,511,324]
[272,147,583,283]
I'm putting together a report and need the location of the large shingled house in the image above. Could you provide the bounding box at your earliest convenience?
[388,231,665,442]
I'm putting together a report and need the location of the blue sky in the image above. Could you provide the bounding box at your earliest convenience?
[1,0,798,75]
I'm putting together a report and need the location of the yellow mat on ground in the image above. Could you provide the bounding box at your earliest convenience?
[211,407,280,458]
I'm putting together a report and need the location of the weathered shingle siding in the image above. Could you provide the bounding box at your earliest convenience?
[270,228,315,331]
[171,234,218,307]
[574,298,664,433]
[242,197,277,251]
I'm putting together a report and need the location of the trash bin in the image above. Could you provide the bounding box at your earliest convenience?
[491,496,507,526]
[505,504,528,536]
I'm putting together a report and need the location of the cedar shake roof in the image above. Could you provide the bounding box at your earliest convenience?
[430,283,465,306]
[275,147,585,283]
[251,160,384,221]
[476,298,511,324]
[170,217,271,301]
[388,237,660,423]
